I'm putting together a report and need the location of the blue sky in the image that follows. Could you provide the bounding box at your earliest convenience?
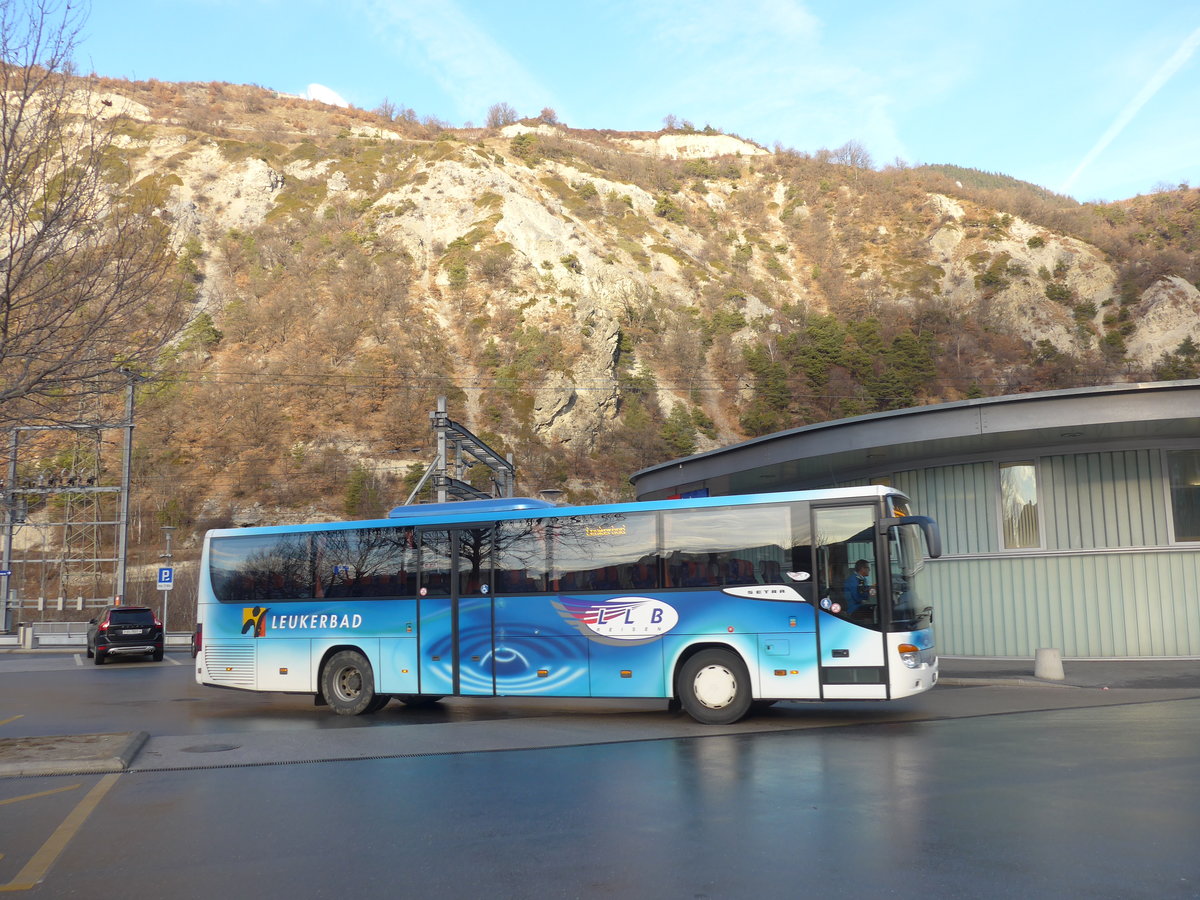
[82,0,1200,203]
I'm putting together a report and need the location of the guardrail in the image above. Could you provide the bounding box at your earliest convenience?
[0,625,193,650]
[27,621,90,646]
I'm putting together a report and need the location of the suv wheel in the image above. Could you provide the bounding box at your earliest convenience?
[94,648,106,666]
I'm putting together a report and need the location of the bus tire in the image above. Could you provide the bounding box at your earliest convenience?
[321,650,378,716]
[395,695,443,707]
[678,649,752,725]
[364,693,392,713]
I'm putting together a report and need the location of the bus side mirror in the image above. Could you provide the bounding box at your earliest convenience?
[881,516,942,559]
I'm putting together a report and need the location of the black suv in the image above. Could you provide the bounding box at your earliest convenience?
[87,606,164,665]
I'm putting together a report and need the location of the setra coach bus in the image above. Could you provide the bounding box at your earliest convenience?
[193,486,941,724]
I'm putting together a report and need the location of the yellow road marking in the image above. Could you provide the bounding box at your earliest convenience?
[0,774,119,892]
[0,716,23,728]
[0,784,80,807]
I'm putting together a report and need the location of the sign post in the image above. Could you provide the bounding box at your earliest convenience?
[157,566,174,638]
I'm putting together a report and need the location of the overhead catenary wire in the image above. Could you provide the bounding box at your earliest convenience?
[152,366,1151,398]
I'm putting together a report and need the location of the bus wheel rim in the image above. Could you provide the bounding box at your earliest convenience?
[693,665,736,709]
[336,666,362,700]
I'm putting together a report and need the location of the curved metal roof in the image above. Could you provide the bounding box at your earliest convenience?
[631,380,1200,499]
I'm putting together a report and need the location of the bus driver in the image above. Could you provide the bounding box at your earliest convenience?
[843,559,874,616]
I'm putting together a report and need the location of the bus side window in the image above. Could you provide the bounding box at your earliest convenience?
[630,558,659,589]
[551,512,657,593]
[420,530,453,597]
[663,504,791,591]
[495,520,549,594]
[725,558,756,585]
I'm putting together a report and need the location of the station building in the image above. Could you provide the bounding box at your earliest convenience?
[631,380,1200,659]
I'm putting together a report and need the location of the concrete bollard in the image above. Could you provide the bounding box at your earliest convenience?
[1034,647,1065,680]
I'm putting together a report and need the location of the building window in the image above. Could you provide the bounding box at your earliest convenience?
[1000,461,1040,549]
[1167,450,1200,542]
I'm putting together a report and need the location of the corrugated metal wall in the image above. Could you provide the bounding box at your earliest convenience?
[894,465,996,555]
[1043,451,1168,549]
[892,450,1200,657]
[928,551,1200,656]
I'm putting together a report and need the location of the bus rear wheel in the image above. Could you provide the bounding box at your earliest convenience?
[678,649,752,725]
[321,650,379,716]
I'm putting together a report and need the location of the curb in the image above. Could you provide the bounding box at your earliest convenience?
[938,677,1078,688]
[0,731,149,778]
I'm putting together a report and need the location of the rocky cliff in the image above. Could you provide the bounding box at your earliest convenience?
[82,79,1200,522]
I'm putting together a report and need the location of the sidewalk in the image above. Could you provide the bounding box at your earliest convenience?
[939,656,1200,690]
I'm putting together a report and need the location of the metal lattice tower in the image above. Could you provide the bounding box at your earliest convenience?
[57,429,110,602]
[2,380,138,630]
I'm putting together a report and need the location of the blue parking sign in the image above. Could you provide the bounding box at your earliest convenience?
[157,567,174,590]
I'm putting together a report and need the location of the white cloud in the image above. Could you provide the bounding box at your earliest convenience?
[306,83,350,108]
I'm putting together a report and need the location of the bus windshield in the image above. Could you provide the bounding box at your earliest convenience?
[888,522,933,632]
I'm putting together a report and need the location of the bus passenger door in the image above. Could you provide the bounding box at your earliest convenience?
[454,527,496,696]
[417,529,455,696]
[416,527,496,697]
[813,505,888,699]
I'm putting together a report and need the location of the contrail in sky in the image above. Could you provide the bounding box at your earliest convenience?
[1061,25,1200,196]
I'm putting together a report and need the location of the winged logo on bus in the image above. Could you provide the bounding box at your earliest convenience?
[552,596,679,643]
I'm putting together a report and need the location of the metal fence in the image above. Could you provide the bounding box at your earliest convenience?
[0,622,192,650]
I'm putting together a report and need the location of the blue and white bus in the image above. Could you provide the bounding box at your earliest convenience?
[194,486,941,724]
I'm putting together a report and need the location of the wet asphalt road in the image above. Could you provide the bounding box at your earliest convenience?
[2,652,1199,897]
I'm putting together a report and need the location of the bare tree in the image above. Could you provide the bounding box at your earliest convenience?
[485,101,518,129]
[832,140,874,183]
[0,0,185,426]
[373,97,397,120]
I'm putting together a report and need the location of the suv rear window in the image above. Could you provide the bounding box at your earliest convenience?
[108,608,155,626]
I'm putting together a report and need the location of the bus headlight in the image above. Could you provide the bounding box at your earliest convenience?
[898,643,921,668]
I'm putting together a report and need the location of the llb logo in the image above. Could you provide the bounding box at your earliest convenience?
[553,596,679,643]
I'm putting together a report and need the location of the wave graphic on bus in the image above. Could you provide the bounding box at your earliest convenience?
[424,626,590,694]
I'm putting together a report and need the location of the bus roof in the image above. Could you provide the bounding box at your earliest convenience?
[203,486,902,540]
[387,498,556,518]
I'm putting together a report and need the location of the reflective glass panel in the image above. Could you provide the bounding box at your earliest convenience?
[1168,450,1200,542]
[1000,462,1040,549]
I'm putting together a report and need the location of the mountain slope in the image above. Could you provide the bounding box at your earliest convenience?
[85,78,1200,525]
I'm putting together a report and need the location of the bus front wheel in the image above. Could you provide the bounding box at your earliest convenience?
[321,650,379,716]
[678,649,752,725]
